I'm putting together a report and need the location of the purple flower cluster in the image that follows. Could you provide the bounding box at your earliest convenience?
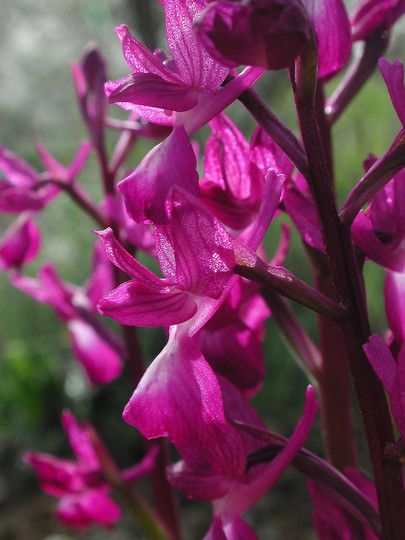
[2,0,405,538]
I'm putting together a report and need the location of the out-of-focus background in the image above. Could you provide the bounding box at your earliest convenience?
[0,1,404,539]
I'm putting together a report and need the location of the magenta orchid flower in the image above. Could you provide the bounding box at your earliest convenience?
[167,379,318,539]
[24,410,122,530]
[351,168,405,272]
[118,124,199,224]
[97,186,236,327]
[196,0,350,79]
[0,213,41,270]
[95,188,236,445]
[195,0,312,71]
[71,46,108,146]
[97,176,284,447]
[302,0,351,79]
[199,113,293,232]
[104,0,228,126]
[11,246,123,385]
[350,0,405,41]
[25,411,158,530]
[379,58,405,129]
[0,141,92,213]
[105,0,263,134]
[363,334,405,439]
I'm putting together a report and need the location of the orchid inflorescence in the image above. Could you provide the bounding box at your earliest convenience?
[2,0,405,538]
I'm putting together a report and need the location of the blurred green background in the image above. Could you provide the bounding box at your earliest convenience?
[0,1,404,539]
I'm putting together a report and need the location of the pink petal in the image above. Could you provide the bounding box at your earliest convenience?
[284,186,324,251]
[0,215,41,270]
[165,0,228,90]
[0,184,44,212]
[385,270,405,344]
[114,24,180,81]
[57,489,121,530]
[97,280,197,327]
[250,126,294,186]
[199,323,265,396]
[105,72,199,111]
[195,0,311,71]
[352,211,405,271]
[61,410,99,467]
[84,243,115,308]
[94,228,164,287]
[351,0,405,41]
[180,66,264,135]
[36,142,69,182]
[118,124,199,224]
[303,0,351,79]
[122,330,227,447]
[362,334,396,393]
[214,386,318,519]
[160,186,236,298]
[68,319,123,385]
[379,58,405,128]
[204,114,250,201]
[24,451,85,497]
[0,145,38,188]
[221,516,259,540]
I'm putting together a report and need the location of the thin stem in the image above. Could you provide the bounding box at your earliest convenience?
[340,129,405,225]
[234,80,309,176]
[86,423,171,540]
[315,272,358,471]
[235,258,347,323]
[313,80,358,472]
[261,289,321,380]
[325,30,389,125]
[246,443,380,536]
[37,178,109,228]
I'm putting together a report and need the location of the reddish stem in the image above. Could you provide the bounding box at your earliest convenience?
[292,39,405,538]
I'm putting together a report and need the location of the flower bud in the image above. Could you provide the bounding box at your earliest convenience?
[195,0,312,70]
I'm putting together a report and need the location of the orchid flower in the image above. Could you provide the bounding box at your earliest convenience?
[301,0,351,79]
[71,46,108,146]
[10,245,123,385]
[167,379,318,539]
[25,411,158,530]
[96,186,236,327]
[195,0,312,71]
[196,0,351,79]
[105,0,263,134]
[0,141,92,213]
[98,174,284,446]
[0,212,41,270]
[104,0,228,126]
[199,113,293,232]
